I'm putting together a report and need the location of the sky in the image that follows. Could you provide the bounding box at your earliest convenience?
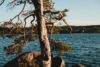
[0,0,100,26]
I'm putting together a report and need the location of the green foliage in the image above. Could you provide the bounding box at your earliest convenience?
[50,38,72,55]
[56,39,61,41]
[61,9,69,17]
[3,34,39,55]
[63,9,69,12]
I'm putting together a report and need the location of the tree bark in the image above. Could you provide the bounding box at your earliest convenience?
[31,0,51,67]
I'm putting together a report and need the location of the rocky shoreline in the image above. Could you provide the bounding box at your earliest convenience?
[3,51,84,67]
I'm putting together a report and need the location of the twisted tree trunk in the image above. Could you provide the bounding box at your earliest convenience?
[31,0,51,67]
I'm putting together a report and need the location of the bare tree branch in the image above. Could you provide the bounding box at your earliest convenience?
[0,0,5,5]
[43,2,73,38]
[10,0,28,22]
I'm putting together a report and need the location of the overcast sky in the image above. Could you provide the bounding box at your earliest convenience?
[0,0,100,26]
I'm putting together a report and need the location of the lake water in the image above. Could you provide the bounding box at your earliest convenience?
[0,34,100,67]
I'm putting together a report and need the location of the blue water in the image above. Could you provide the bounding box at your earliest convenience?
[0,34,100,67]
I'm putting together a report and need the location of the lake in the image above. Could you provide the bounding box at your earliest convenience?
[0,34,100,67]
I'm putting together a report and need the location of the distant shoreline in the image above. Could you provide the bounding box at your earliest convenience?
[0,33,100,35]
[0,25,100,34]
[52,33,100,34]
[70,33,100,34]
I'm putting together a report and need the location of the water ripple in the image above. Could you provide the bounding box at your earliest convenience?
[0,34,100,67]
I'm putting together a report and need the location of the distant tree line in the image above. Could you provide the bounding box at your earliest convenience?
[0,25,100,34]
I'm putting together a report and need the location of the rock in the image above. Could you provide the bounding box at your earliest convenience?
[52,57,65,67]
[3,51,42,67]
[71,63,84,67]
[3,51,65,67]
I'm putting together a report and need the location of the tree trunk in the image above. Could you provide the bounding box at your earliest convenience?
[31,0,51,67]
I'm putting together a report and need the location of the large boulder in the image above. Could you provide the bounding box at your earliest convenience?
[3,51,65,67]
[52,57,65,67]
